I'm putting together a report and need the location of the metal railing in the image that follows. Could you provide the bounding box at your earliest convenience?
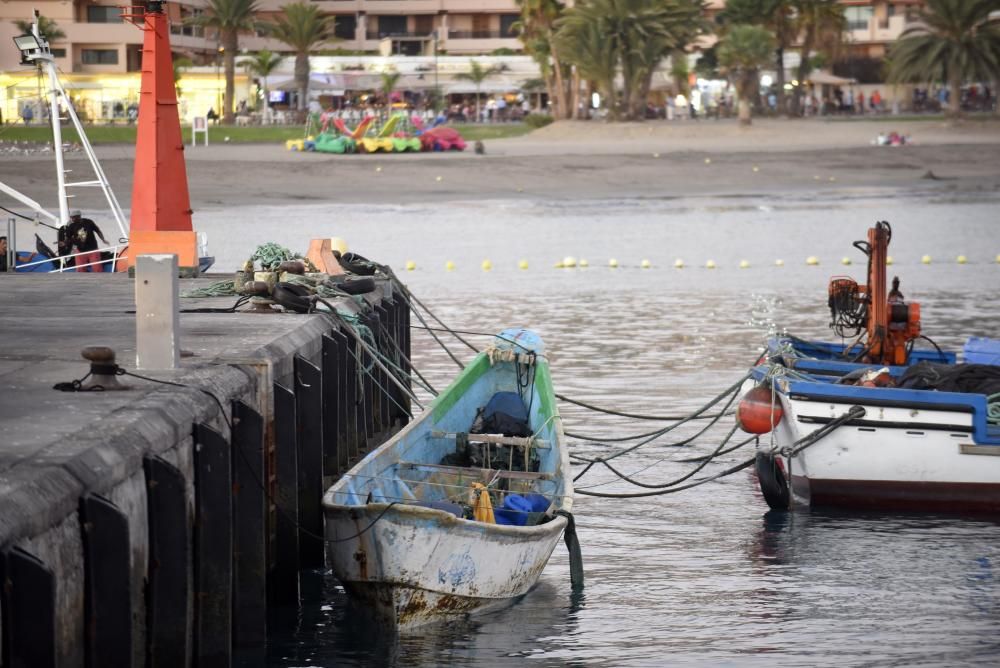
[13,243,125,273]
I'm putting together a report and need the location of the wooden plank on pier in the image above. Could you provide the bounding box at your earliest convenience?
[144,455,191,667]
[272,382,300,605]
[232,400,267,646]
[329,328,351,471]
[0,547,56,668]
[322,332,341,477]
[193,423,233,667]
[80,493,132,668]
[294,355,325,568]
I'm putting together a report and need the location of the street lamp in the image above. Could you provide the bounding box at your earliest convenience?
[432,28,440,113]
[13,33,44,65]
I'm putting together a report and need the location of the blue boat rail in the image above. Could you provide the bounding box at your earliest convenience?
[750,364,1000,446]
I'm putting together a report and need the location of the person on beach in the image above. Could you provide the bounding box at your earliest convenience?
[65,210,108,272]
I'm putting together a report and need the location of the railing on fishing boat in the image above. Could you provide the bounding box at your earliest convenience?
[13,243,126,273]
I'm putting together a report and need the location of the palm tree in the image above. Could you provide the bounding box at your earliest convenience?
[554,0,706,121]
[888,0,1000,117]
[245,50,284,112]
[264,2,337,112]
[513,0,570,118]
[380,71,402,104]
[718,24,776,125]
[720,0,796,115]
[454,61,509,121]
[14,15,65,42]
[189,0,260,124]
[553,3,619,118]
[791,0,846,115]
[173,57,194,98]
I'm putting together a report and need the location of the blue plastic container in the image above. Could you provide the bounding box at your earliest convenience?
[964,337,1000,365]
[494,493,551,526]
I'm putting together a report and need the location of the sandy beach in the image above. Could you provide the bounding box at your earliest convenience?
[2,117,999,211]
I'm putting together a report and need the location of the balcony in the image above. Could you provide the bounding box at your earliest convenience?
[448,30,504,39]
[366,30,432,39]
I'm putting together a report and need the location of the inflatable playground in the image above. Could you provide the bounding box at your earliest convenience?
[286,113,467,154]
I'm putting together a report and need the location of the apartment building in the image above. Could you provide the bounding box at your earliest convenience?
[0,0,523,74]
[840,0,923,59]
[248,1,521,56]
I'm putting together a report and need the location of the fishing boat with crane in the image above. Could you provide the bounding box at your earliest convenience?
[322,328,578,628]
[2,7,212,274]
[738,221,1000,513]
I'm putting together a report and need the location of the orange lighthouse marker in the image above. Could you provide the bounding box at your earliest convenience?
[123,1,199,275]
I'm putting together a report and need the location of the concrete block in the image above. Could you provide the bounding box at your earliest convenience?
[135,254,180,370]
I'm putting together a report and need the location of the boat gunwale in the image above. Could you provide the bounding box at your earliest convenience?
[323,500,570,538]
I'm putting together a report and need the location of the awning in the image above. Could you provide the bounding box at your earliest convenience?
[444,75,522,95]
[272,73,347,92]
[806,71,857,86]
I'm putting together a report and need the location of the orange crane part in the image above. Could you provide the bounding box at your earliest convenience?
[122,2,198,273]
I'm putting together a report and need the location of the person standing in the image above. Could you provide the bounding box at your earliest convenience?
[65,210,108,272]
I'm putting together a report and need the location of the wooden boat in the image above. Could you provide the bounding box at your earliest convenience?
[322,328,573,628]
[742,222,1000,512]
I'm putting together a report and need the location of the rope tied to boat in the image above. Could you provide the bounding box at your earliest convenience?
[554,510,584,591]
[986,393,1000,425]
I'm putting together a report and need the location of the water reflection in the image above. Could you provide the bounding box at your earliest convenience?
[258,194,1000,666]
[265,577,586,667]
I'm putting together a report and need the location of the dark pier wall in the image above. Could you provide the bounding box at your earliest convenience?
[0,274,411,667]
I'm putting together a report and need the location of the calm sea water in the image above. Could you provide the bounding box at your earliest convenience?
[204,190,1000,667]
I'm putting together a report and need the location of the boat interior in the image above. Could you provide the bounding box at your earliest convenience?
[330,350,567,526]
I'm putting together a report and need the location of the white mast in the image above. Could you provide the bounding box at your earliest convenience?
[31,12,69,227]
[20,11,129,240]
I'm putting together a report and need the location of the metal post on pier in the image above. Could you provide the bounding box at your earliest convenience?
[4,218,15,272]
[134,254,180,370]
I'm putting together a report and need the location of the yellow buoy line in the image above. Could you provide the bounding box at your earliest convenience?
[399,254,998,271]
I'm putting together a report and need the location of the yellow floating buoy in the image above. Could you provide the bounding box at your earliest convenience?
[481,259,493,271]
[329,237,349,255]
[674,259,685,269]
[752,166,760,172]
[653,152,660,158]
[706,259,717,269]
[445,260,456,271]
[640,259,652,269]
[829,176,837,182]
[704,158,712,164]
[739,259,750,269]
[375,166,382,173]
[517,187,524,192]
[554,261,565,269]
[813,175,821,181]
[841,257,852,266]
[957,255,967,264]
[609,258,619,268]
[405,260,416,271]
[806,256,820,266]
[995,254,1000,264]
[775,259,785,267]
[886,256,894,265]
[435,175,443,182]
[563,256,577,268]
[518,259,529,270]
[922,255,932,264]
[579,259,589,268]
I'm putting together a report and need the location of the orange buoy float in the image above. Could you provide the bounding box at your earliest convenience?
[737,384,784,433]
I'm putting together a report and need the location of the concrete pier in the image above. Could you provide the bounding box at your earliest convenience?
[0,272,411,667]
